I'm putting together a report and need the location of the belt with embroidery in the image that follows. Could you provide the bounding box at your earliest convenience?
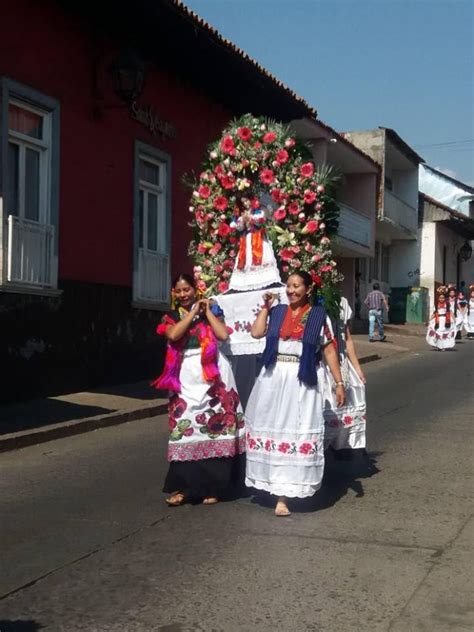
[277,354,299,363]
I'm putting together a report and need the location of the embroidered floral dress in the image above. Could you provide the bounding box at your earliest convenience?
[157,308,245,498]
[245,306,333,498]
[323,297,366,450]
[426,306,456,350]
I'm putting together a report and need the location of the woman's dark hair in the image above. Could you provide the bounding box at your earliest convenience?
[288,270,313,288]
[172,273,196,289]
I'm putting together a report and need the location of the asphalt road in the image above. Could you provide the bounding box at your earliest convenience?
[1,341,473,631]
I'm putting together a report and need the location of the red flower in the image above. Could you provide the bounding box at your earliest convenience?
[213,196,228,211]
[237,127,253,141]
[265,439,273,451]
[214,164,224,176]
[218,280,229,293]
[251,197,260,209]
[288,201,300,216]
[271,188,282,203]
[259,168,275,185]
[263,131,277,143]
[254,141,262,149]
[220,135,235,154]
[300,162,314,178]
[183,427,194,437]
[169,395,187,420]
[304,190,317,205]
[310,271,322,286]
[279,248,294,262]
[198,185,211,199]
[248,438,257,449]
[223,412,237,428]
[274,208,286,221]
[304,220,319,233]
[343,415,353,426]
[169,418,177,431]
[220,175,235,190]
[217,222,232,237]
[278,442,291,453]
[276,149,289,164]
[196,414,207,425]
[299,442,313,455]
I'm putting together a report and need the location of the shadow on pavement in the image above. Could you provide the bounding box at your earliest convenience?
[249,450,381,513]
[0,399,114,435]
[0,621,44,632]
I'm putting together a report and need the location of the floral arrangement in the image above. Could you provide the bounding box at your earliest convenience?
[188,114,341,305]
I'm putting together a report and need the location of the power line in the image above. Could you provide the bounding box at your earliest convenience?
[414,139,474,148]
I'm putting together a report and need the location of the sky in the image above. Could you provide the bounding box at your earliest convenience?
[184,0,474,184]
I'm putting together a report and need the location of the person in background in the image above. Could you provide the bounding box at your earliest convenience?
[463,285,474,340]
[364,283,389,342]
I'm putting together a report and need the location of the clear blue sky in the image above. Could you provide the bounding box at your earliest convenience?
[184,0,474,184]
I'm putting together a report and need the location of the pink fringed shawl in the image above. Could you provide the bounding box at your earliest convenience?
[151,313,220,393]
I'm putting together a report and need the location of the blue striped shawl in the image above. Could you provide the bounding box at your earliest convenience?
[261,304,327,387]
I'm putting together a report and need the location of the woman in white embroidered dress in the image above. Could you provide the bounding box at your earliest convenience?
[245,271,345,517]
[426,286,456,351]
[153,274,245,506]
[464,285,474,339]
[323,297,367,452]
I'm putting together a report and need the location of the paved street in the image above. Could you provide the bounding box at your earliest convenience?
[1,341,473,631]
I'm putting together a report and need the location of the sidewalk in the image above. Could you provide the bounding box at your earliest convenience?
[0,326,426,452]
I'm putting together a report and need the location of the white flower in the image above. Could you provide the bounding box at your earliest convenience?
[210,151,218,159]
[189,206,195,213]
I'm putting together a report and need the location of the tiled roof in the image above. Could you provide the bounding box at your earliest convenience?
[422,193,474,223]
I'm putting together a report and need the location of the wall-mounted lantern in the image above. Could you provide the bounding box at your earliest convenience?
[460,240,473,262]
[108,49,146,105]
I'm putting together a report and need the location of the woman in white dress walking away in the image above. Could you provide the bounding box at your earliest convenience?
[464,284,474,340]
[244,271,345,517]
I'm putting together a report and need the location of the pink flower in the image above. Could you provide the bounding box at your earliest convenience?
[259,168,275,185]
[209,242,222,256]
[196,414,207,425]
[311,254,321,263]
[282,265,289,273]
[263,131,277,143]
[237,127,253,141]
[343,415,353,426]
[248,438,257,449]
[271,189,282,203]
[218,281,229,293]
[254,141,262,149]
[288,201,300,216]
[223,259,234,269]
[217,222,232,238]
[198,185,211,199]
[264,439,273,451]
[302,220,319,234]
[274,207,287,220]
[299,442,313,455]
[300,162,314,178]
[220,175,235,190]
[276,149,289,164]
[197,243,208,254]
[214,164,224,176]
[183,428,194,437]
[213,196,228,211]
[278,442,291,453]
[285,138,296,148]
[220,135,235,154]
[215,264,223,274]
[304,190,316,205]
[197,280,207,292]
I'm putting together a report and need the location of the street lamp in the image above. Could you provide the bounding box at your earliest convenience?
[460,240,473,262]
[108,49,146,105]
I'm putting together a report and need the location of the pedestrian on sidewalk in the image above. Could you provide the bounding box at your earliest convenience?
[152,273,245,507]
[244,271,345,517]
[364,283,389,342]
[426,285,456,351]
[323,296,366,453]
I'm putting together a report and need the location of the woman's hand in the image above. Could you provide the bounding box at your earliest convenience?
[356,368,366,384]
[262,292,276,309]
[335,384,345,408]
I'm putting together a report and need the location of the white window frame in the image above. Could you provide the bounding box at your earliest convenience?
[0,77,60,294]
[132,141,171,309]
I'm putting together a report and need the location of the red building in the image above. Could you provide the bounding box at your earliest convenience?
[0,0,316,402]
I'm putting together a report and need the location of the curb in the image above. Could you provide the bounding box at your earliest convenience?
[1,355,385,453]
[0,402,168,453]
